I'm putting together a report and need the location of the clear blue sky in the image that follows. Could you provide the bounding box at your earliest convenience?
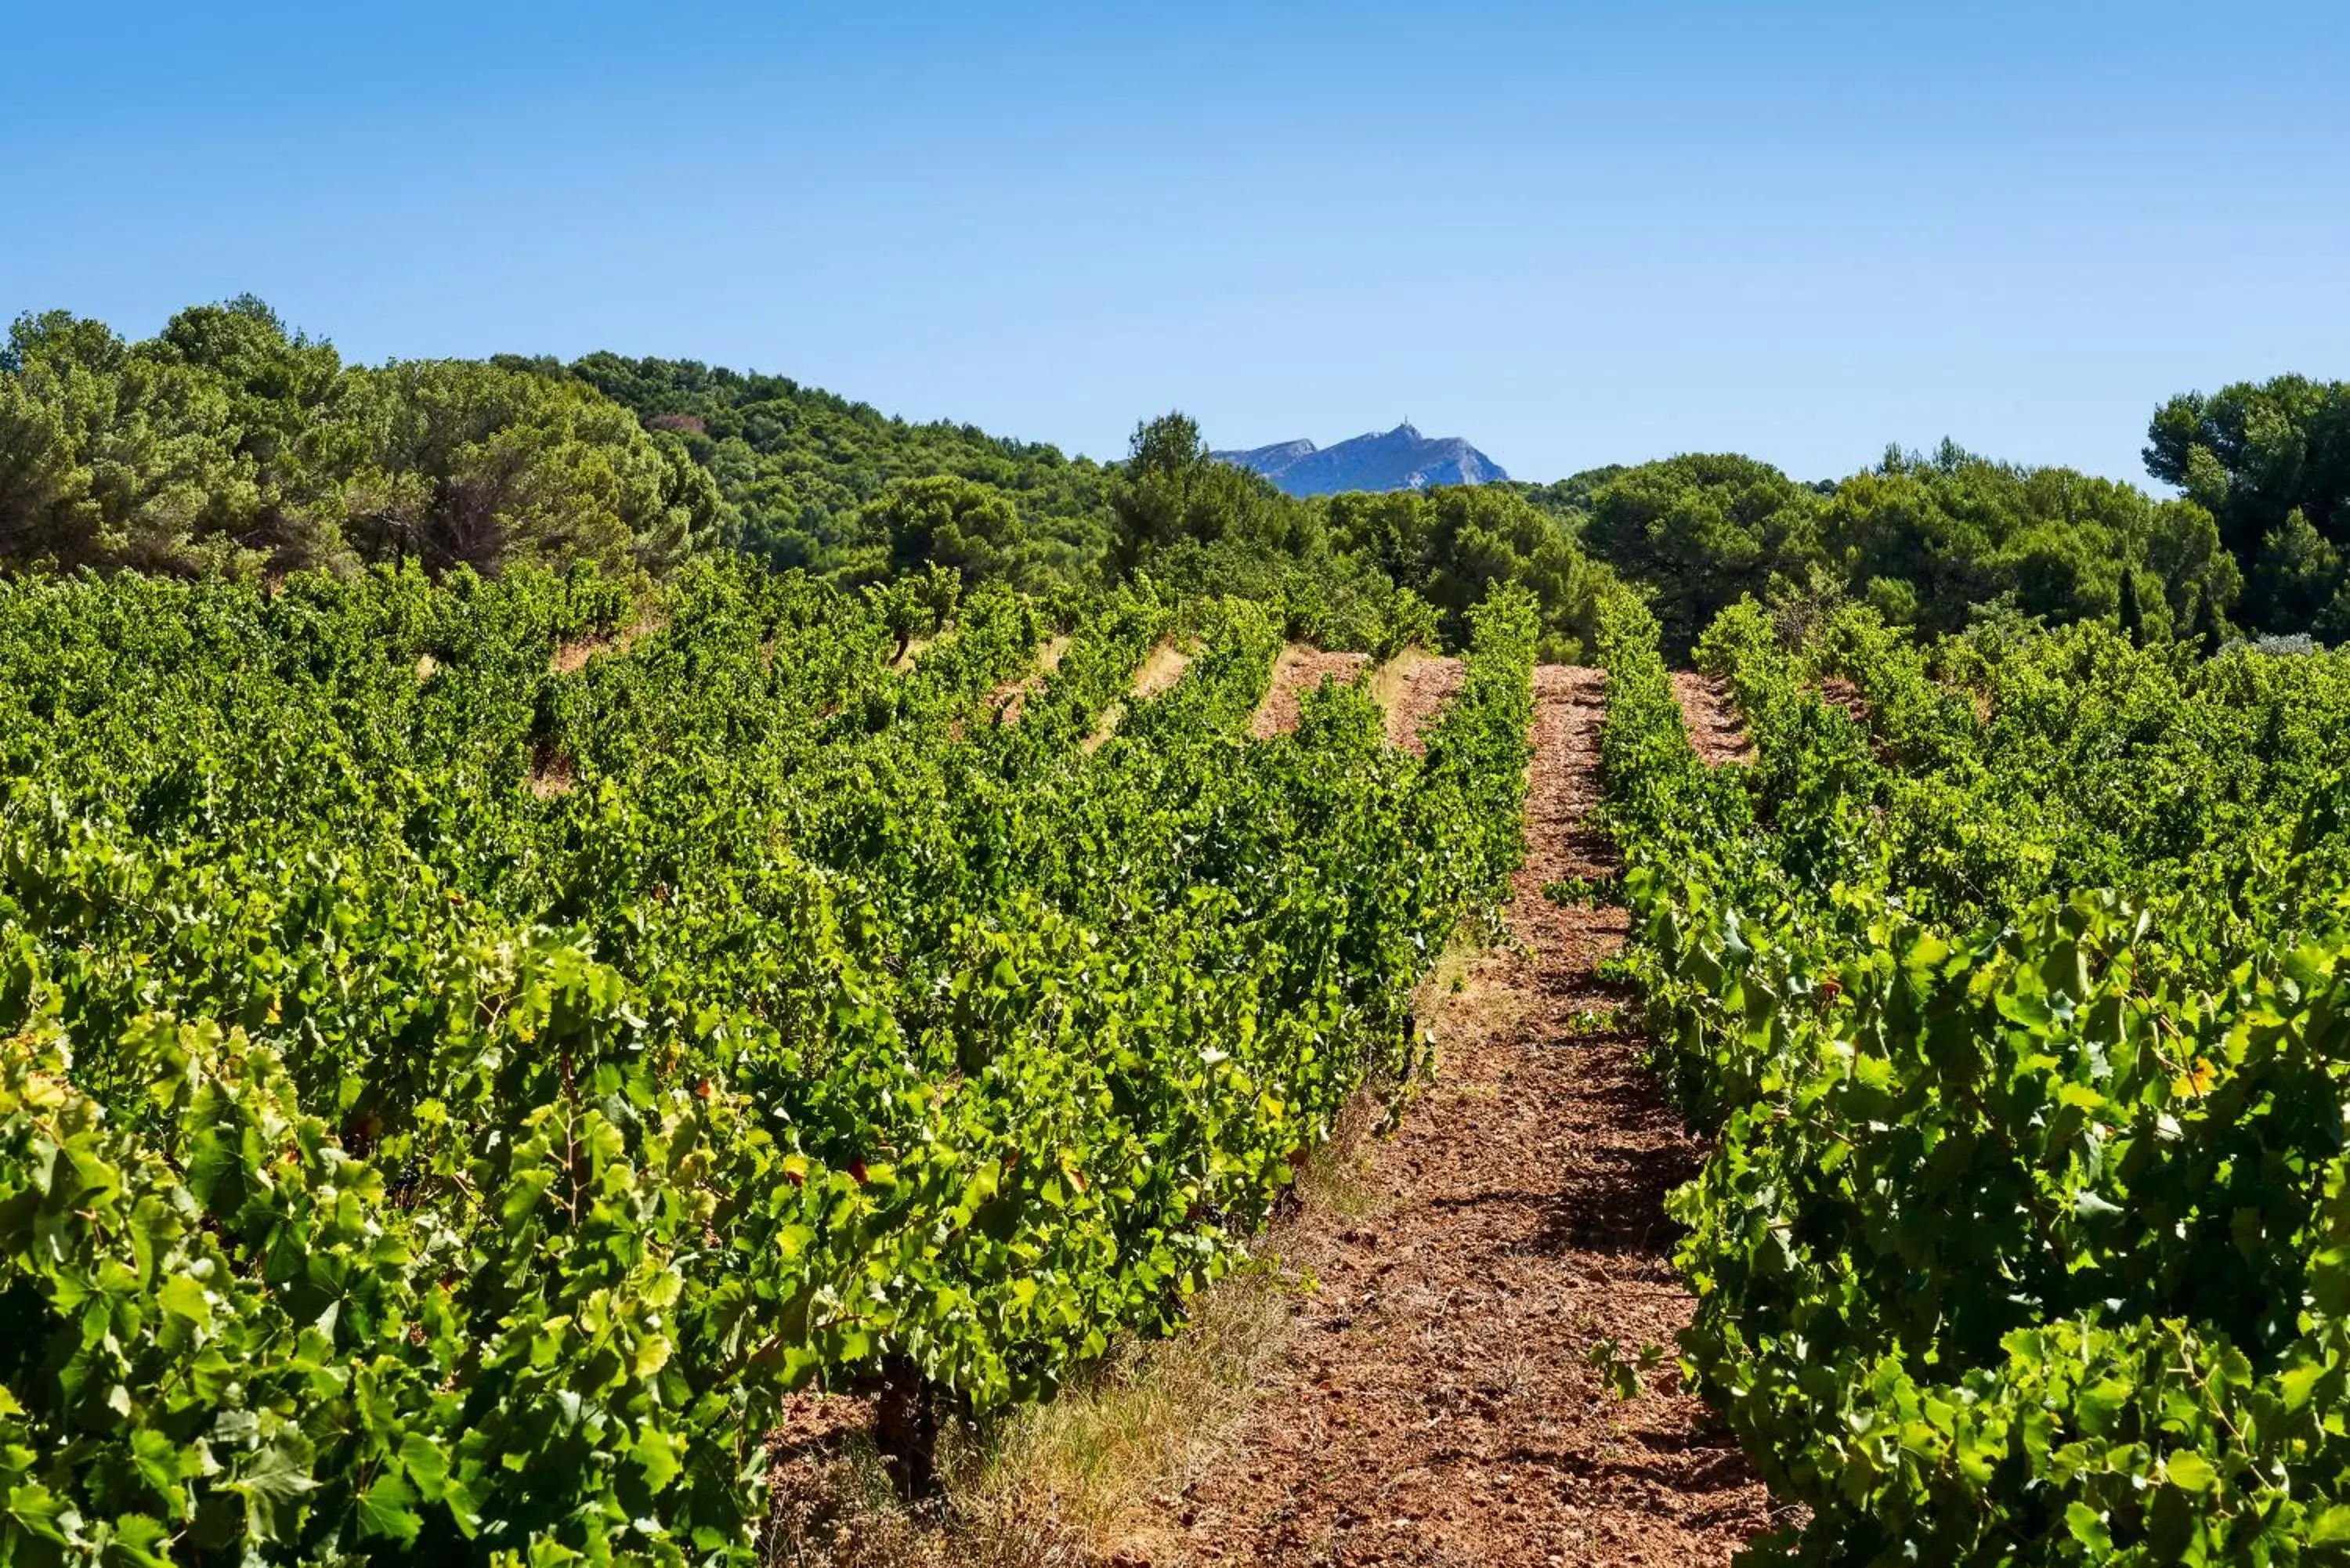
[5,2,2344,485]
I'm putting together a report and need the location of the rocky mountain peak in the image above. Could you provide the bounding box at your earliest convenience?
[1213,425,1506,497]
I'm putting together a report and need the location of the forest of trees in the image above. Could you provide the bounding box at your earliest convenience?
[0,299,721,580]
[2,297,2345,653]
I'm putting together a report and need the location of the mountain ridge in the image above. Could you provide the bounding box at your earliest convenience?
[1214,423,1508,497]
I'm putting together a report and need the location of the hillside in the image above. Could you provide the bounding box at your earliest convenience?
[553,353,1115,585]
[1215,422,1509,496]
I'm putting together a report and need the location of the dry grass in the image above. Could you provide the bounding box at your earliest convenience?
[1405,923,1528,1076]
[1414,926,1485,1010]
[1079,701,1126,756]
[947,1266,1300,1564]
[1366,645,1438,712]
[757,1271,1307,1568]
[1082,640,1194,753]
[1130,640,1193,700]
[1368,645,1458,750]
[1283,1089,1389,1224]
[991,636,1072,728]
[550,614,662,676]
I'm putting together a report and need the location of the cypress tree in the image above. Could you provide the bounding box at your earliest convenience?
[2186,585,2222,658]
[2117,569,2144,648]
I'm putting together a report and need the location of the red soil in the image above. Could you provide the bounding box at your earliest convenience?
[1251,647,1374,740]
[1668,673,1752,765]
[1121,667,1769,1566]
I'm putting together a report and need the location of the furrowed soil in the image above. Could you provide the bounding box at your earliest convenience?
[1668,672,1751,766]
[1115,665,1767,1566]
[1086,641,1198,753]
[1251,646,1373,740]
[1372,650,1466,755]
[988,635,1072,727]
[760,662,1773,1567]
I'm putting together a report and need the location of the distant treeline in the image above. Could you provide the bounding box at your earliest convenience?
[3,297,2345,652]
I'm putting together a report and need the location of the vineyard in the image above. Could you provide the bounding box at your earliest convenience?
[0,562,1535,1563]
[4,551,2349,1564]
[1597,592,2350,1562]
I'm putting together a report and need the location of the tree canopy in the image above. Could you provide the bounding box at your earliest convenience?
[556,352,1112,586]
[2,297,2341,651]
[1517,439,2246,653]
[2146,375,2350,638]
[0,300,718,581]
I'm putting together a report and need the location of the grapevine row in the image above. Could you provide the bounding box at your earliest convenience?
[1596,587,2350,1563]
[0,566,1538,1563]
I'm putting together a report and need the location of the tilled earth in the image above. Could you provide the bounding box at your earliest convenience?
[1251,646,1374,739]
[1668,672,1752,765]
[1381,655,1466,755]
[1119,666,1769,1566]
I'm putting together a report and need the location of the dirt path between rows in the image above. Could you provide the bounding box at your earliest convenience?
[1122,666,1767,1566]
[1668,673,1751,766]
[1252,646,1373,740]
[985,635,1072,727]
[1373,652,1466,755]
